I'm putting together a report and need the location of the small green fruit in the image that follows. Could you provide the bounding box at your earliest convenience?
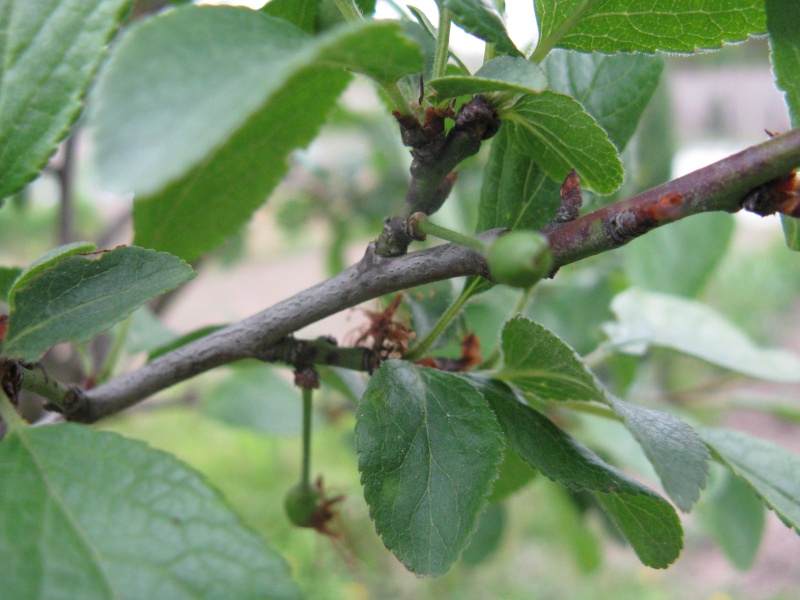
[284,483,322,527]
[487,230,552,288]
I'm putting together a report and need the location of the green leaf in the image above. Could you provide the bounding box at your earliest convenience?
[542,50,664,152]
[0,422,300,599]
[355,360,503,576]
[622,212,735,297]
[497,315,606,403]
[202,364,302,435]
[698,469,765,570]
[603,289,800,383]
[262,0,322,33]
[769,0,800,251]
[767,0,800,124]
[8,241,96,309]
[605,395,709,512]
[4,246,194,359]
[535,0,766,54]
[502,91,623,195]
[480,377,682,568]
[540,483,602,573]
[0,266,22,301]
[459,503,506,565]
[700,427,800,536]
[91,7,421,261]
[443,0,521,57]
[782,214,800,251]
[475,125,562,233]
[429,56,547,99]
[0,0,130,201]
[486,445,537,503]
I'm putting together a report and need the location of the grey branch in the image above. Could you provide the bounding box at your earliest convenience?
[70,127,800,423]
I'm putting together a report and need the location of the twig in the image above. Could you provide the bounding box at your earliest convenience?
[35,127,800,423]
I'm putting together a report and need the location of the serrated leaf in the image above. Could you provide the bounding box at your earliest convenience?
[0,421,300,599]
[479,377,682,568]
[4,246,194,359]
[542,50,663,152]
[603,289,800,383]
[262,0,322,33]
[91,7,421,261]
[535,0,766,54]
[502,91,623,195]
[475,125,562,233]
[622,212,734,298]
[698,469,765,570]
[355,360,503,576]
[497,315,606,403]
[443,0,521,57]
[605,395,709,512]
[0,0,130,201]
[8,241,96,309]
[429,56,546,99]
[700,427,800,536]
[466,121,559,295]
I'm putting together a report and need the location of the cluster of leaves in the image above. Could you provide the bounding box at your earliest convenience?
[1,0,800,596]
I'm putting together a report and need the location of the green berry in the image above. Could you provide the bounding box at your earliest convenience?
[487,230,552,288]
[284,483,321,527]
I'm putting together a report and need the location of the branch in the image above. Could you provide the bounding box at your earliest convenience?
[56,127,800,423]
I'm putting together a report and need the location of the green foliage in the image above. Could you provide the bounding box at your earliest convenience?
[497,315,606,403]
[429,56,547,99]
[91,6,422,260]
[443,0,521,57]
[767,0,800,250]
[697,469,766,570]
[604,289,800,382]
[0,409,301,599]
[0,0,798,594]
[355,361,503,576]
[501,91,623,194]
[0,0,130,200]
[479,377,683,568]
[605,395,708,512]
[4,246,194,359]
[535,0,766,54]
[622,212,735,297]
[542,50,664,152]
[701,428,800,535]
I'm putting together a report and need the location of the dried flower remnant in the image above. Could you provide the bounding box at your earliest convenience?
[352,294,414,362]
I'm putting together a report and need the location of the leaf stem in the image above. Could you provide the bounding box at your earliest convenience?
[384,81,412,115]
[301,386,313,489]
[331,0,362,23]
[411,214,489,254]
[97,316,132,383]
[406,277,481,360]
[433,8,452,79]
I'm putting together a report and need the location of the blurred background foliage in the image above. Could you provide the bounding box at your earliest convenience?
[1,9,799,596]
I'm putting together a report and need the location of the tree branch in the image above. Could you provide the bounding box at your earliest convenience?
[56,127,800,423]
